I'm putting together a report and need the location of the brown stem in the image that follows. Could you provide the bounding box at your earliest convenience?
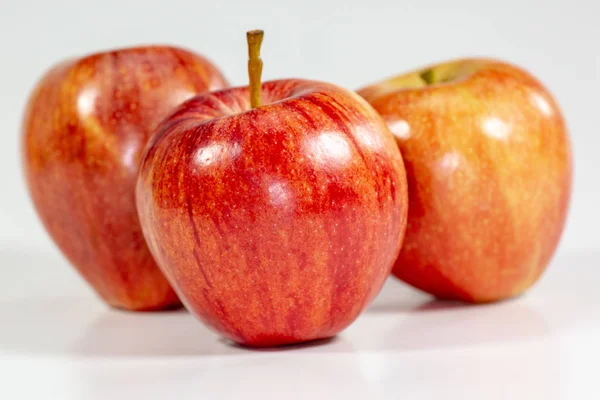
[246,30,264,109]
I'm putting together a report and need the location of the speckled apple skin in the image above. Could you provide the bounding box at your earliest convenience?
[358,59,572,302]
[136,79,409,346]
[22,46,228,311]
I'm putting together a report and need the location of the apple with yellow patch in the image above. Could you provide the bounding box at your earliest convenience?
[358,59,572,302]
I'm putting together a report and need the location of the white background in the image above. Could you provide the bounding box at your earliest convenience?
[0,0,598,253]
[0,0,598,399]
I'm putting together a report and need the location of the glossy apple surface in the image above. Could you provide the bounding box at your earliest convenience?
[22,46,228,311]
[358,59,572,302]
[136,79,408,346]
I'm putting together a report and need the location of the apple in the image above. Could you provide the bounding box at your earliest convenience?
[136,31,408,346]
[22,46,228,311]
[358,58,572,302]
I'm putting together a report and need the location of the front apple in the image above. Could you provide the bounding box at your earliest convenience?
[358,59,572,302]
[136,34,407,346]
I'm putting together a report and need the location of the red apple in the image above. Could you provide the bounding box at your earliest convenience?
[22,46,228,311]
[136,31,408,346]
[358,58,572,302]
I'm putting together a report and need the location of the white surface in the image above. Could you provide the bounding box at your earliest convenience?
[1,248,599,399]
[1,0,598,399]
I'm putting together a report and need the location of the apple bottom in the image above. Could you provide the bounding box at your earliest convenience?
[153,202,400,348]
[181,210,397,347]
[391,172,570,304]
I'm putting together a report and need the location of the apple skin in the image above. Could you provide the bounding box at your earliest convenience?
[22,46,228,311]
[136,79,408,346]
[358,59,572,302]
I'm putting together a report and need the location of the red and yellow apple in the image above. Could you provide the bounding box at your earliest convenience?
[358,58,572,302]
[136,31,408,346]
[22,46,228,311]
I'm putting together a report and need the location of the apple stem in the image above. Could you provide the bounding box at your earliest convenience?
[247,30,264,109]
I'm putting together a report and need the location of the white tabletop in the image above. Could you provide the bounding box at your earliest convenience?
[1,247,598,399]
